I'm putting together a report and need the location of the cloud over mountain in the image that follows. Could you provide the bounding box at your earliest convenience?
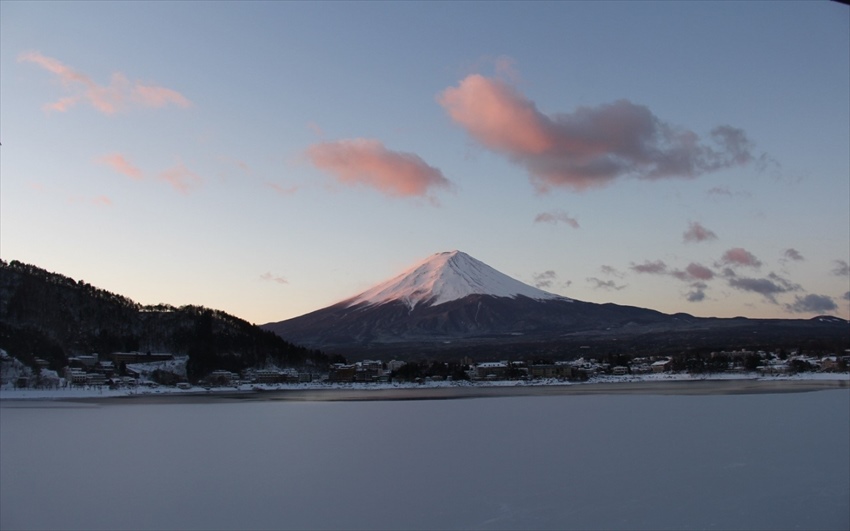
[726,272,800,303]
[784,294,837,314]
[438,71,755,192]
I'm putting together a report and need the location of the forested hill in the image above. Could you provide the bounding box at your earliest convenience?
[0,259,332,381]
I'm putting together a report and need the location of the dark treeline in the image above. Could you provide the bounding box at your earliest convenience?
[0,259,331,382]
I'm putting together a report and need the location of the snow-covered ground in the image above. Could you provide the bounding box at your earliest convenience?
[2,389,847,530]
[0,371,847,400]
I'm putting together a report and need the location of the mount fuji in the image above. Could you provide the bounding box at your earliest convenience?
[263,251,848,360]
[343,250,568,309]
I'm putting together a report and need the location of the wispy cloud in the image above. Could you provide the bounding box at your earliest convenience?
[683,221,717,243]
[630,260,668,275]
[784,294,838,314]
[533,270,557,289]
[159,161,202,194]
[132,83,191,109]
[19,51,191,114]
[91,195,112,207]
[96,153,143,180]
[782,248,805,262]
[438,68,756,192]
[706,186,752,200]
[600,265,625,278]
[265,182,300,197]
[534,209,580,228]
[306,138,451,201]
[832,260,849,277]
[717,247,762,268]
[632,258,715,283]
[587,277,626,291]
[260,272,288,285]
[96,153,200,194]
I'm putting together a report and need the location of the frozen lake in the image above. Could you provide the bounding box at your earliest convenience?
[2,389,848,530]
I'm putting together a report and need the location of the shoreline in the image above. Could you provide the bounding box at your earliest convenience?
[2,376,847,405]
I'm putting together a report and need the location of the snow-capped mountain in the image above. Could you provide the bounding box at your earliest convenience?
[262,251,849,360]
[263,250,676,355]
[343,250,569,309]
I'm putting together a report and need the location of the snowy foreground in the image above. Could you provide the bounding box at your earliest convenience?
[2,387,848,531]
[0,371,847,401]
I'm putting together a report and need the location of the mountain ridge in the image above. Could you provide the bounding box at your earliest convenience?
[263,251,849,360]
[0,259,332,380]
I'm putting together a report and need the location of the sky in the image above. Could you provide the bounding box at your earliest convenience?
[1,1,848,325]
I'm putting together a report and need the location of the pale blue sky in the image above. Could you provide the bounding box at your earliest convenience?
[2,1,848,324]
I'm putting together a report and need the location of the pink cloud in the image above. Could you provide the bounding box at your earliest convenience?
[674,262,715,281]
[19,51,191,114]
[306,138,451,200]
[719,247,762,268]
[96,153,143,180]
[132,83,191,108]
[438,72,755,192]
[534,210,580,228]
[159,162,202,194]
[683,221,718,243]
[631,260,668,274]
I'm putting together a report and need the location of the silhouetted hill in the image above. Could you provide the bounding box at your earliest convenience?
[0,260,330,381]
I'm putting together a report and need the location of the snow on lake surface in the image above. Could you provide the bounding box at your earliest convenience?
[1,390,848,530]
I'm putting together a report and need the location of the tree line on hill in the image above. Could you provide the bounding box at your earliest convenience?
[0,259,333,382]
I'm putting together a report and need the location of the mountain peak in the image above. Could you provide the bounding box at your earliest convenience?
[343,250,569,309]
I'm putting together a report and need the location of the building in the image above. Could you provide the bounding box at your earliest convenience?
[475,361,508,380]
[65,368,88,386]
[207,370,239,386]
[327,364,357,383]
[651,359,672,373]
[253,370,283,384]
[529,363,572,379]
[86,373,107,386]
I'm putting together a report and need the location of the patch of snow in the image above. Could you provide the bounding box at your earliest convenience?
[2,371,847,400]
[344,250,571,309]
[126,356,188,380]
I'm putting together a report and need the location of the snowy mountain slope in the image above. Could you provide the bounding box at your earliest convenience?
[344,250,570,309]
